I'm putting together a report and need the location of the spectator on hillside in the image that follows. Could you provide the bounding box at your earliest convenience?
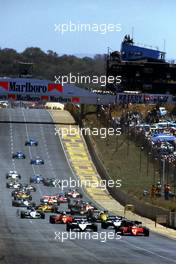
[164,184,170,200]
[151,185,156,198]
[156,181,161,196]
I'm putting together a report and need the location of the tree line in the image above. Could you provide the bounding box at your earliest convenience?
[0,47,106,86]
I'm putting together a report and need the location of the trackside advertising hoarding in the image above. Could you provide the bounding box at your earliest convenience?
[0,78,175,104]
[0,78,81,103]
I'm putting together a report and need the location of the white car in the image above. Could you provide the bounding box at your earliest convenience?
[6,181,22,189]
[40,195,58,204]
[101,216,123,229]
[6,171,21,180]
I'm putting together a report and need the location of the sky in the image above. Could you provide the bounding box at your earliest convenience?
[0,0,176,59]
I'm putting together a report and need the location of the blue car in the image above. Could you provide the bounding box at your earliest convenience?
[25,139,38,146]
[30,157,44,165]
[12,151,26,159]
[30,175,44,184]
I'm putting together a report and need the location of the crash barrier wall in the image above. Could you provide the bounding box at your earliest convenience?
[69,108,175,227]
[155,214,168,227]
[169,212,176,228]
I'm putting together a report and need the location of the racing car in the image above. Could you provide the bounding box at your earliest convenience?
[6,181,23,189]
[101,215,124,229]
[25,139,38,146]
[70,205,93,215]
[30,175,44,183]
[13,191,32,201]
[19,208,45,219]
[57,193,68,203]
[43,178,60,187]
[11,188,30,197]
[115,220,150,236]
[6,170,21,180]
[69,200,97,215]
[30,157,44,165]
[66,217,98,232]
[68,198,83,209]
[50,212,73,224]
[23,184,36,192]
[66,189,83,199]
[11,185,36,197]
[35,203,58,213]
[12,199,35,207]
[87,210,109,223]
[12,151,26,159]
[40,195,60,205]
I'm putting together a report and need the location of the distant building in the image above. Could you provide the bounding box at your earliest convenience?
[106,35,176,95]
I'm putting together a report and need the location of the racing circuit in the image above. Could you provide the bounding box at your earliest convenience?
[0,108,176,264]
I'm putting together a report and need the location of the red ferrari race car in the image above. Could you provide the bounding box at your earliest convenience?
[65,189,83,199]
[115,220,149,236]
[49,212,73,224]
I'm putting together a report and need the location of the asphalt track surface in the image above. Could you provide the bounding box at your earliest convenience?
[0,108,175,264]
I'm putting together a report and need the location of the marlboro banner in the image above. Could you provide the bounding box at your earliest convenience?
[0,77,175,105]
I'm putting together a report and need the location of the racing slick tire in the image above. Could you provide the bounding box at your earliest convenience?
[20,212,25,219]
[41,213,45,219]
[49,216,56,224]
[101,222,108,229]
[93,225,98,232]
[144,229,149,237]
[53,206,59,213]
[12,201,16,206]
[115,227,123,235]
[66,224,72,232]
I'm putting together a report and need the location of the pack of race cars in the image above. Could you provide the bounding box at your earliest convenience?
[7,138,150,237]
